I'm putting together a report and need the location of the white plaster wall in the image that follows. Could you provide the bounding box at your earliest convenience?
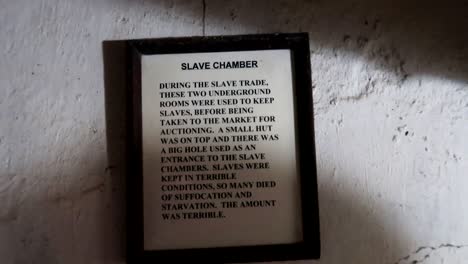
[1,0,467,263]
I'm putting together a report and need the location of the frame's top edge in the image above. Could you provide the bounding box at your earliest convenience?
[126,33,310,55]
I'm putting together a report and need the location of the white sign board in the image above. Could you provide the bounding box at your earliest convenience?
[140,50,303,250]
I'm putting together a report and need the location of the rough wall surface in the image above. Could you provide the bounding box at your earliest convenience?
[1,0,467,263]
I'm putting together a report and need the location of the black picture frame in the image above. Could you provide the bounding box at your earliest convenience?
[126,33,320,263]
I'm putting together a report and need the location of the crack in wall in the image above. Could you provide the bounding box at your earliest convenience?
[81,183,105,196]
[393,243,468,264]
[202,0,206,36]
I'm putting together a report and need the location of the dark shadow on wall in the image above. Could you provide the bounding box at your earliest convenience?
[140,0,468,84]
[315,168,411,264]
[103,40,129,262]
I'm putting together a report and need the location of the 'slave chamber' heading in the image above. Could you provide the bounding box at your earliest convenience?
[181,60,258,70]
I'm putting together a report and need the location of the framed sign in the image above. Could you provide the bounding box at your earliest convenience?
[126,33,320,263]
